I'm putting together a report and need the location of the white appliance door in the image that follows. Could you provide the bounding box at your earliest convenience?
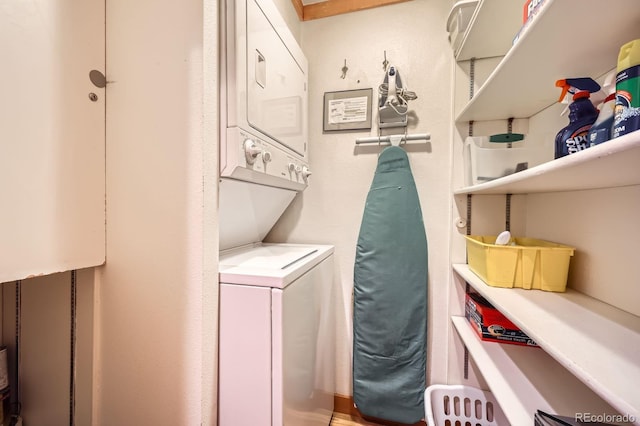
[272,255,335,426]
[219,284,273,426]
[246,0,307,158]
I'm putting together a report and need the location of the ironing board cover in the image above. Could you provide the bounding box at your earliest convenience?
[353,146,428,424]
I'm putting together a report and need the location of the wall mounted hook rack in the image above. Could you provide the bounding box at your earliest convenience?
[355,133,430,147]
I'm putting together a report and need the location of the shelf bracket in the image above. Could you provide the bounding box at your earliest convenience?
[463,194,472,380]
[69,270,77,426]
[505,193,512,232]
[14,280,22,418]
[466,194,472,236]
[469,57,476,100]
[467,58,476,138]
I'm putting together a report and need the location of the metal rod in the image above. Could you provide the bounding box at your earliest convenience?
[508,117,514,148]
[464,195,472,380]
[354,133,430,144]
[466,194,472,237]
[469,57,476,100]
[14,281,22,417]
[70,271,77,426]
[464,346,470,380]
[505,193,512,232]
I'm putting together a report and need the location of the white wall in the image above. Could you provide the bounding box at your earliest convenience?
[525,104,640,316]
[267,0,454,395]
[1,270,95,425]
[98,0,218,424]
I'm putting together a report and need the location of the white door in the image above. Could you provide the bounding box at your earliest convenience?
[274,255,335,426]
[219,283,273,425]
[246,0,308,158]
[0,0,105,281]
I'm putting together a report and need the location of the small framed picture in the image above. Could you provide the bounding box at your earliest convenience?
[323,88,373,132]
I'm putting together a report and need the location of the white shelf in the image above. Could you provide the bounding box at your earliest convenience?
[451,316,619,425]
[456,0,640,123]
[455,0,522,61]
[453,263,640,423]
[454,130,640,195]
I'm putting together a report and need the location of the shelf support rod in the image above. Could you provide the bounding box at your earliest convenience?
[463,194,473,380]
[469,57,476,100]
[505,194,512,232]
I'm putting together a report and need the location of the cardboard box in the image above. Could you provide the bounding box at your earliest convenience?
[465,292,538,347]
[514,0,548,45]
[522,0,545,23]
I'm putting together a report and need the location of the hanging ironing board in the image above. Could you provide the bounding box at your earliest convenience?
[353,146,428,424]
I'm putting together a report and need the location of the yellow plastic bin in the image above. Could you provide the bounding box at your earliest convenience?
[465,236,575,292]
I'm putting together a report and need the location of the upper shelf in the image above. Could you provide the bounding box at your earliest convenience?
[455,0,640,123]
[455,0,522,61]
[453,264,640,423]
[454,129,640,195]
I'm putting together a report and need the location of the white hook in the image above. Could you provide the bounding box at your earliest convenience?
[389,135,403,146]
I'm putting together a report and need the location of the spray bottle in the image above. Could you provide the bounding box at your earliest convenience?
[613,39,640,138]
[588,71,616,146]
[554,78,600,158]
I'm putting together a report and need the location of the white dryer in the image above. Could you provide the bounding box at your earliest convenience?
[220,0,310,193]
[218,0,335,425]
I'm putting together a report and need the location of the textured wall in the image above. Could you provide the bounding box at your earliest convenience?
[98,0,218,423]
[267,0,454,395]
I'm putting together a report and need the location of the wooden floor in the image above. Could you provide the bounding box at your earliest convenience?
[330,412,386,425]
[331,395,428,426]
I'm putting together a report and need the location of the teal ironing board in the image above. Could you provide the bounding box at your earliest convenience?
[353,146,428,424]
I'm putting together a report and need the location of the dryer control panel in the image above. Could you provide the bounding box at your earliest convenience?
[221,128,309,191]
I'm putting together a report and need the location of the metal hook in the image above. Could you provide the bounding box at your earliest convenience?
[341,59,348,79]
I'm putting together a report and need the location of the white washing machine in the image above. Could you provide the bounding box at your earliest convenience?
[218,0,335,425]
[219,244,335,426]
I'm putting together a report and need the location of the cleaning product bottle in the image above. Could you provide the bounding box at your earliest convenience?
[613,39,640,138]
[554,78,600,158]
[588,71,616,146]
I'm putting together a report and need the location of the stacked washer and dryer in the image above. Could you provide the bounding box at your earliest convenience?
[218,0,335,425]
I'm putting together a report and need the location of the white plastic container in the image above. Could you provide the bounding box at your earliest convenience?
[464,136,549,186]
[425,384,508,426]
[446,1,479,55]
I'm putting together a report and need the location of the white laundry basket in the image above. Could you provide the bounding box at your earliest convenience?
[425,384,508,426]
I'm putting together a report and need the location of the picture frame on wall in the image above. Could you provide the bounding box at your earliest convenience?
[323,88,373,132]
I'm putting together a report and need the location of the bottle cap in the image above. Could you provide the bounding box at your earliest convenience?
[573,91,590,100]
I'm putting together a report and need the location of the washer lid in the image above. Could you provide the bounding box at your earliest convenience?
[219,243,333,288]
[220,244,316,269]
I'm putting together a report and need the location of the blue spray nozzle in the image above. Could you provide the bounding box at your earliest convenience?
[556,78,601,102]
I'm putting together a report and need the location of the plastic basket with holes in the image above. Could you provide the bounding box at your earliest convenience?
[425,384,509,426]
